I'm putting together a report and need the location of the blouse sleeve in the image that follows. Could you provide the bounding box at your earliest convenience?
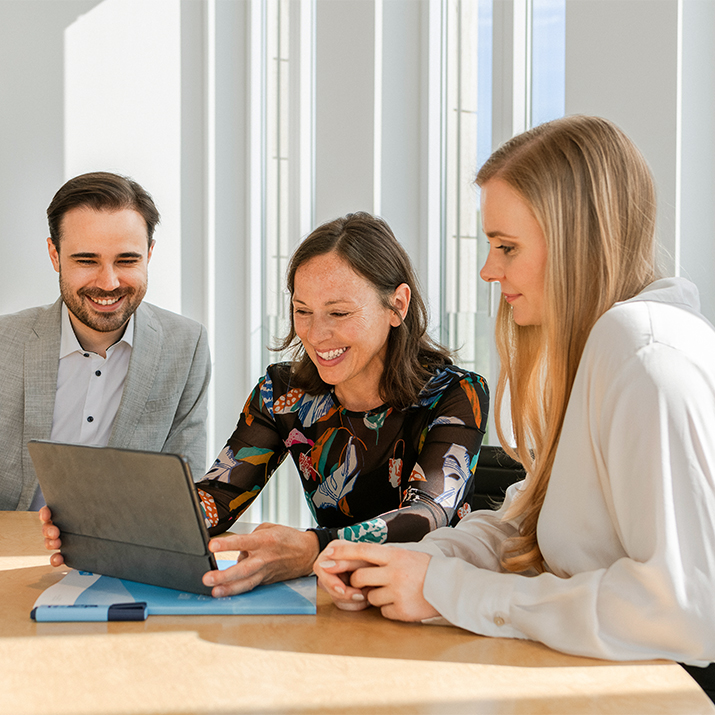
[400,480,524,572]
[409,340,715,664]
[325,371,489,546]
[195,374,289,535]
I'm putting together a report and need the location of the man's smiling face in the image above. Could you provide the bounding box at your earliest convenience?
[48,206,153,348]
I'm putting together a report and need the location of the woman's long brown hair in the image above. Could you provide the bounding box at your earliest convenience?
[278,212,451,409]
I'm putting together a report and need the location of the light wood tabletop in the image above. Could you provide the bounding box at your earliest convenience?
[1,511,712,715]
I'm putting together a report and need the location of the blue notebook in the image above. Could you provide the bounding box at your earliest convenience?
[32,562,316,621]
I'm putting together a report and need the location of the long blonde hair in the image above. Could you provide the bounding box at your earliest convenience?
[476,115,659,573]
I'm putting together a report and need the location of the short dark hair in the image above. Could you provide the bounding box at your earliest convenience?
[47,171,160,251]
[278,212,452,409]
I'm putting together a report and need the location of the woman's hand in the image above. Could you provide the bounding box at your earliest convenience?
[39,506,65,567]
[313,548,374,611]
[314,541,440,621]
[202,523,320,598]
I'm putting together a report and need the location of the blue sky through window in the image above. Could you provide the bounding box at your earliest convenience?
[531,0,565,126]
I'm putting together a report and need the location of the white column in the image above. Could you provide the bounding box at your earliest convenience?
[314,0,436,304]
[179,0,209,327]
[679,0,715,322]
[380,0,428,273]
[209,0,258,459]
[314,0,378,224]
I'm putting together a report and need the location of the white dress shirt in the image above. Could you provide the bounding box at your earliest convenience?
[29,305,134,509]
[407,278,715,666]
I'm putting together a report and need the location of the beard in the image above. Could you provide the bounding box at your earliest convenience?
[59,272,147,334]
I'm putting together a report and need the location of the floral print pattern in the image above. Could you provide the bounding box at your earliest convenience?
[196,363,488,543]
[338,518,389,544]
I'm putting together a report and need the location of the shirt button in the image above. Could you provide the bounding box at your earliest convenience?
[95,370,102,377]
[87,416,94,423]
[83,353,90,358]
[494,615,506,627]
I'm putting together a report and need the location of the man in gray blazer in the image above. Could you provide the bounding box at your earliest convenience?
[0,172,211,511]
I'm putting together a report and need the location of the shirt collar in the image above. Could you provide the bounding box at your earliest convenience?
[59,303,135,359]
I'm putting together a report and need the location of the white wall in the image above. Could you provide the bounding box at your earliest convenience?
[0,0,100,315]
[564,0,679,274]
[65,0,183,313]
[0,0,191,317]
[564,0,715,322]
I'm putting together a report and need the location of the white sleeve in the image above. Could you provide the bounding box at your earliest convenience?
[417,341,715,664]
[400,480,523,573]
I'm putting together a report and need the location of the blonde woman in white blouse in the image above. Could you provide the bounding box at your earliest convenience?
[314,115,715,696]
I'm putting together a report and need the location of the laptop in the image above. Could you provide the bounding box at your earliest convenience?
[28,440,218,595]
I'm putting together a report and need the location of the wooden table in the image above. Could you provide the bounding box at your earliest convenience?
[1,511,712,715]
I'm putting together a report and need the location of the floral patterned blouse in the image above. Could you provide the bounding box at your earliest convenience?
[196,362,489,544]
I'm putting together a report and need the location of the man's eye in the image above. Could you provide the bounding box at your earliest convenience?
[497,245,515,255]
[331,312,349,318]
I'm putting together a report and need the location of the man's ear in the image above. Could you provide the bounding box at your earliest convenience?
[147,239,155,263]
[390,283,411,327]
[47,237,60,273]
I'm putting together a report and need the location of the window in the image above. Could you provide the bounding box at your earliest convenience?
[440,0,565,444]
[247,0,566,519]
[243,0,315,528]
[441,0,495,434]
[60,0,565,527]
[531,0,566,126]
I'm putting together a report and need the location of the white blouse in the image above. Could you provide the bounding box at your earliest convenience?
[409,278,715,665]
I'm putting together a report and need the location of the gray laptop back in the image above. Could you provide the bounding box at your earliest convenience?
[28,441,217,595]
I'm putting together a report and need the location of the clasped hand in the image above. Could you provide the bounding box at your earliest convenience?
[39,508,320,599]
[313,541,440,622]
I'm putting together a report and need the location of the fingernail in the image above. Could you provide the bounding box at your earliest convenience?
[351,593,365,602]
[318,560,336,568]
[334,585,345,595]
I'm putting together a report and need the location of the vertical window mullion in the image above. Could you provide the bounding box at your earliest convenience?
[256,0,314,529]
[441,0,493,437]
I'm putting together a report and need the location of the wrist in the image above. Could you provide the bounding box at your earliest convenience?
[302,529,322,574]
[307,526,334,554]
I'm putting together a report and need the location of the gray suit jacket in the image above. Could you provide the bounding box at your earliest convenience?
[0,299,211,510]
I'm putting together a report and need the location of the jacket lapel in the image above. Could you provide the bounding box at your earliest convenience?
[109,303,162,448]
[21,299,63,505]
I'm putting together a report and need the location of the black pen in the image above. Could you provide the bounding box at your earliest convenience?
[31,602,148,622]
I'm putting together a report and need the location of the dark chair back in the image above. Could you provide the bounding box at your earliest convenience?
[471,445,526,511]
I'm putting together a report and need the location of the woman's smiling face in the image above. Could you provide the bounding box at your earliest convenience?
[479,178,548,326]
[292,251,409,412]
